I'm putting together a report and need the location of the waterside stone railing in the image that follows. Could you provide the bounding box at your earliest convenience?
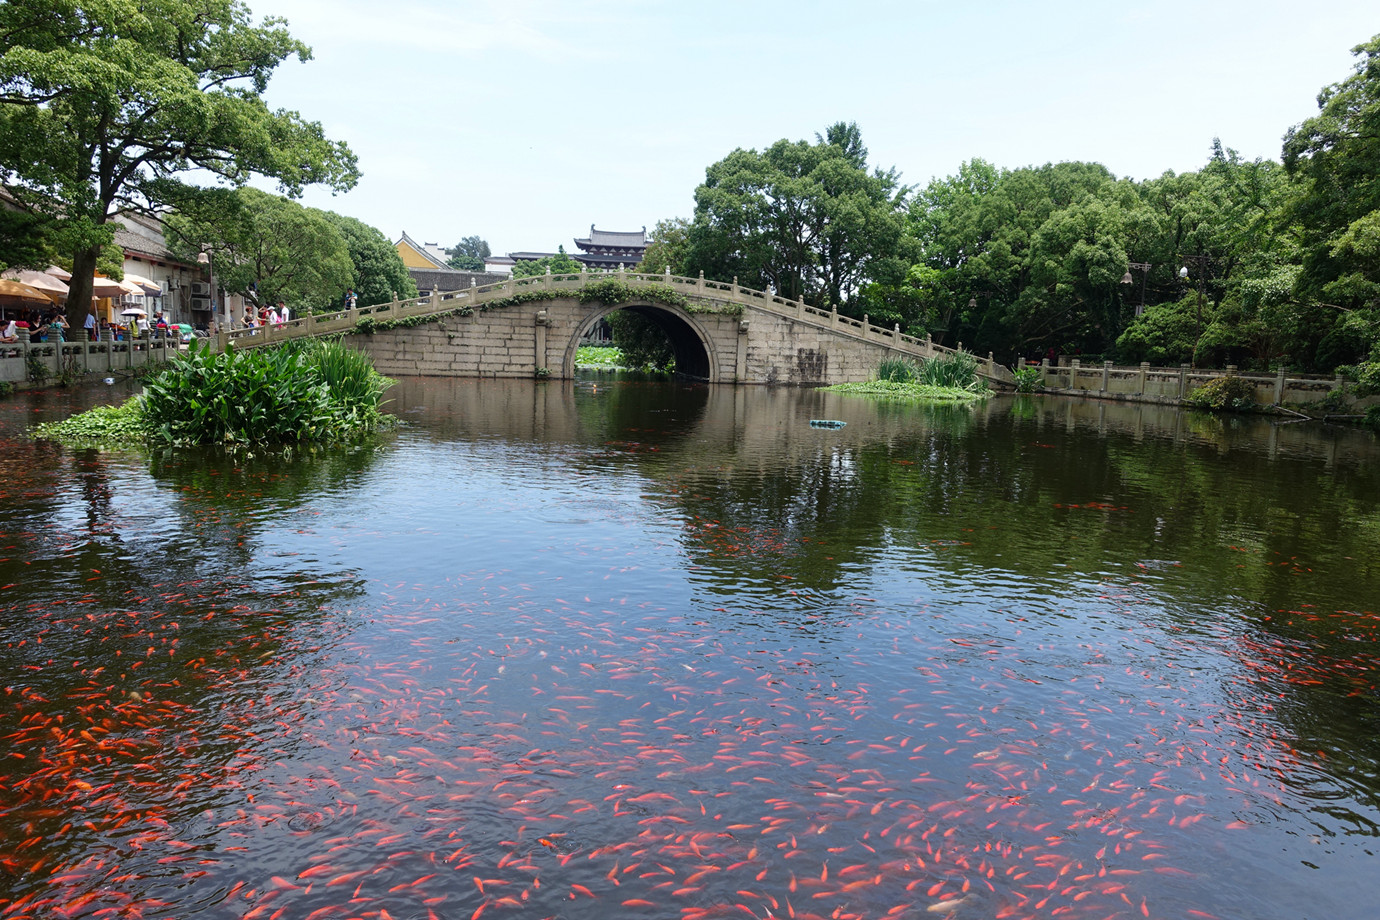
[0,327,182,386]
[1023,356,1374,410]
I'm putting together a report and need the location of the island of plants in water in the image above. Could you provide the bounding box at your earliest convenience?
[34,339,395,449]
[825,354,992,402]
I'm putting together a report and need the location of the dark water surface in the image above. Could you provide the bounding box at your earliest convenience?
[1,378,1378,920]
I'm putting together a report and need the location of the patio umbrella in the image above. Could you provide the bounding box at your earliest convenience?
[2,269,69,300]
[45,265,71,281]
[122,272,163,296]
[91,276,145,297]
[0,279,51,302]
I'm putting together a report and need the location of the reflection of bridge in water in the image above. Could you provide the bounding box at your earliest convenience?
[216,272,1015,388]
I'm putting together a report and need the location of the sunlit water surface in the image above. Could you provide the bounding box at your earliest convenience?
[1,378,1378,920]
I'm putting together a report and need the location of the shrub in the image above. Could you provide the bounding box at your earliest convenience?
[1337,361,1380,397]
[1183,375,1258,411]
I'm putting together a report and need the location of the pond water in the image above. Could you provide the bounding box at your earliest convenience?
[1,378,1378,920]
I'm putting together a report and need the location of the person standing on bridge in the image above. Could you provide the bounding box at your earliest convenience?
[345,288,357,310]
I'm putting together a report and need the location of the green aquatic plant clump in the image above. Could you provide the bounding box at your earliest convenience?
[32,398,147,448]
[35,340,395,449]
[876,357,917,383]
[915,351,985,391]
[824,352,992,402]
[824,379,988,402]
[140,339,394,446]
[1014,365,1043,393]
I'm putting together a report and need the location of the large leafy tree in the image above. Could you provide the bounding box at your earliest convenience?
[0,0,358,328]
[165,187,353,311]
[635,217,691,274]
[1283,33,1380,367]
[684,122,907,310]
[447,235,491,271]
[321,211,417,309]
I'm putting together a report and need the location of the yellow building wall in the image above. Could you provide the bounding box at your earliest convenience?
[397,241,440,269]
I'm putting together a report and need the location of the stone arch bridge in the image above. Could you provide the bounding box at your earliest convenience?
[215,272,1014,388]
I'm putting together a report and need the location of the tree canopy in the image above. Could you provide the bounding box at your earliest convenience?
[0,0,358,323]
[511,246,583,278]
[165,187,353,312]
[320,212,418,309]
[447,236,491,271]
[683,122,907,309]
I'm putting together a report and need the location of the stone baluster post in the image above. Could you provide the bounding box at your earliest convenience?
[1102,360,1111,392]
[1273,366,1287,404]
[697,270,705,294]
[1178,364,1190,399]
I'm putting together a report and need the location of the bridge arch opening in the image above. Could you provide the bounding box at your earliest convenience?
[565,303,716,381]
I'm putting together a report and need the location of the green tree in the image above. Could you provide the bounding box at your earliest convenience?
[635,218,691,274]
[607,310,675,371]
[0,208,56,272]
[1283,33,1380,367]
[511,246,583,278]
[0,0,359,328]
[320,212,417,309]
[165,187,353,311]
[447,235,491,271]
[684,122,907,310]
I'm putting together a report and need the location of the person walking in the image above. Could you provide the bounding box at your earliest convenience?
[84,309,97,341]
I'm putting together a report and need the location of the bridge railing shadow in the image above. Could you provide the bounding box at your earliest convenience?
[211,271,1014,384]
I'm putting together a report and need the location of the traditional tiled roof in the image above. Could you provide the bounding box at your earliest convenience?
[112,212,178,262]
[573,225,647,251]
[407,268,509,292]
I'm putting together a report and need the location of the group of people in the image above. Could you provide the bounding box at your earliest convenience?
[0,309,68,343]
[240,301,290,331]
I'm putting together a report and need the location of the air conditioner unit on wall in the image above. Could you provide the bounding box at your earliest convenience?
[190,297,211,311]
[190,282,210,296]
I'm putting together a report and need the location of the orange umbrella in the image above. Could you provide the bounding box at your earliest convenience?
[0,279,51,302]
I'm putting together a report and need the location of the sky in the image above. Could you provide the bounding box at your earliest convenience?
[246,0,1378,259]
